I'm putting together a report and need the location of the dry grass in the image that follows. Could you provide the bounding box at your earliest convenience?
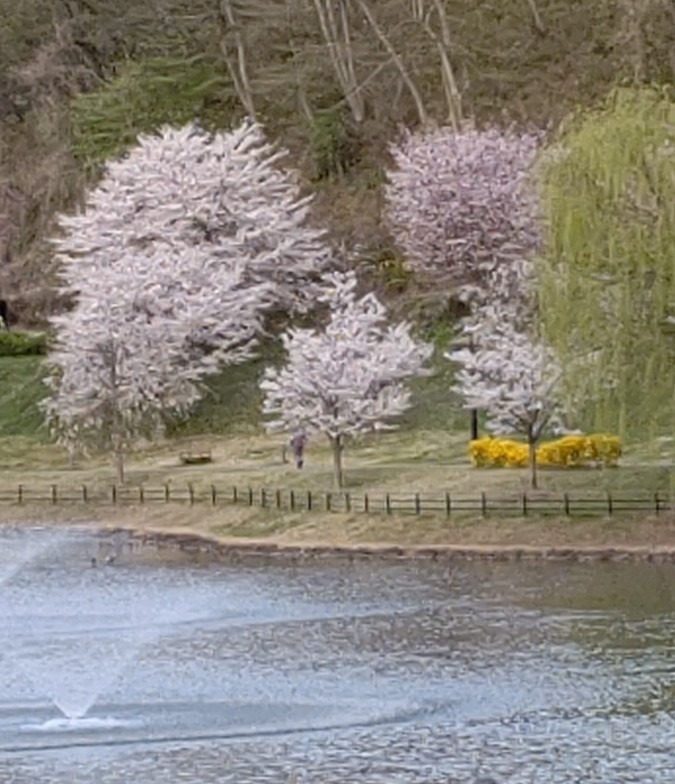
[2,429,675,551]
[0,428,671,496]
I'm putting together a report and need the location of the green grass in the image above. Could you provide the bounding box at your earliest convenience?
[166,342,285,437]
[0,356,47,437]
[2,350,674,510]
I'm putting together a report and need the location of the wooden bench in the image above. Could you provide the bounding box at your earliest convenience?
[179,449,213,466]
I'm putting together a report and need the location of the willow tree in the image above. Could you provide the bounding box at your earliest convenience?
[538,88,675,441]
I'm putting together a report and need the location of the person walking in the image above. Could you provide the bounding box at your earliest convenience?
[290,429,308,469]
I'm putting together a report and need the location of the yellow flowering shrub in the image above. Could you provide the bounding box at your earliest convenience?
[469,434,621,469]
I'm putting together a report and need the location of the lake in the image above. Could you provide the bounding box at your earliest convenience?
[0,526,673,783]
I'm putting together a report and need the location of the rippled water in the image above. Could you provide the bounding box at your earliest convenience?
[1,527,675,783]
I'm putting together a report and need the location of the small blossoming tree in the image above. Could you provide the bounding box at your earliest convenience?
[261,272,433,488]
[450,308,565,488]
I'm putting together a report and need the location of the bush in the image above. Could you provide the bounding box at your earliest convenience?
[470,434,622,469]
[308,108,359,180]
[0,331,48,356]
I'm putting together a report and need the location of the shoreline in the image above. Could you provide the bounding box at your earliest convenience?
[3,503,675,562]
[117,527,675,563]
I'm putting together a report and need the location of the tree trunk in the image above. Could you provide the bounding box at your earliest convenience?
[528,435,537,489]
[422,0,463,130]
[470,409,479,440]
[352,0,429,127]
[114,447,125,485]
[329,435,344,489]
[218,0,257,118]
[312,0,365,123]
[524,0,546,34]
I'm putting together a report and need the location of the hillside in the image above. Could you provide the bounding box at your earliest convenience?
[1,0,674,323]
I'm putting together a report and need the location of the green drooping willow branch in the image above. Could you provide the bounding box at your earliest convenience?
[537,87,675,442]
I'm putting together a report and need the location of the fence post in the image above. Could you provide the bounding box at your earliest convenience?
[521,492,528,517]
[82,485,88,503]
[364,493,369,513]
[17,484,22,504]
[233,486,238,504]
[188,483,195,505]
[290,489,295,511]
[139,485,144,504]
[481,491,487,517]
[607,491,613,516]
[261,488,266,508]
[385,493,392,514]
[414,493,421,515]
[211,485,217,506]
[325,492,332,511]
[563,493,570,516]
[164,483,170,502]
[248,487,253,506]
[307,490,313,511]
[112,485,117,505]
[445,492,451,518]
[344,492,351,512]
[275,489,282,509]
[655,492,661,515]
[51,484,57,504]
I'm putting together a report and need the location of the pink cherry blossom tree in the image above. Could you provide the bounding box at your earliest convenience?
[45,119,330,478]
[385,126,541,284]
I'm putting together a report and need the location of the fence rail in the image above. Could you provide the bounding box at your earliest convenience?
[0,483,672,518]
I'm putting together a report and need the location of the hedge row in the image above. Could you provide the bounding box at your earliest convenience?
[0,331,48,356]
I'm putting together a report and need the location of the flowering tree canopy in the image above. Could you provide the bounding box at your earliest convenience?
[385,126,541,282]
[43,245,264,481]
[450,294,565,488]
[53,119,331,313]
[44,119,331,477]
[261,271,433,487]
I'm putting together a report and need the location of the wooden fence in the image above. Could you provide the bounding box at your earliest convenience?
[0,483,673,518]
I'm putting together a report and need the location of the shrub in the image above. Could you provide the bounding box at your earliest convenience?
[0,331,48,356]
[470,434,621,469]
[308,108,359,180]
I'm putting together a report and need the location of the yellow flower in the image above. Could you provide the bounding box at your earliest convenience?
[469,434,621,468]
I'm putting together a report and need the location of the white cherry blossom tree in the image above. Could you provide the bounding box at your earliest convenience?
[385,125,541,284]
[45,119,329,477]
[53,119,331,313]
[43,244,266,482]
[450,305,565,489]
[261,272,433,488]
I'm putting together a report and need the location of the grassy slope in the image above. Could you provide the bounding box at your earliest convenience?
[3,428,675,549]
[3,354,675,550]
[0,357,47,438]
[1,355,673,500]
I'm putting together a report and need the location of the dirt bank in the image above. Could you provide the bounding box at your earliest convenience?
[3,501,675,562]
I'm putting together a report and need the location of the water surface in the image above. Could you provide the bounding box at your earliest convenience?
[0,526,674,783]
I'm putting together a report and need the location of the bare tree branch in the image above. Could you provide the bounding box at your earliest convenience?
[352,0,429,127]
[218,0,257,118]
[418,0,463,130]
[311,0,365,123]
[524,0,546,34]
